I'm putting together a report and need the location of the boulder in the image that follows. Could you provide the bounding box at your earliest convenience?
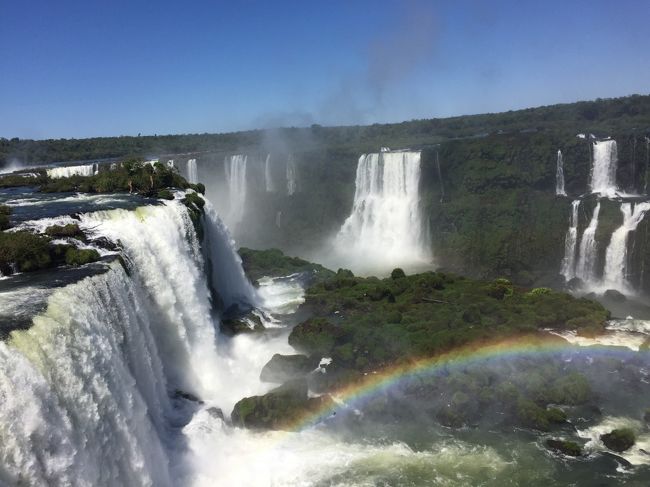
[600,428,636,452]
[221,310,264,335]
[545,439,583,457]
[231,378,333,430]
[260,354,319,383]
[603,289,626,302]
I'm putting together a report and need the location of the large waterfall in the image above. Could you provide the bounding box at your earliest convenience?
[333,150,430,274]
[46,163,98,179]
[590,140,618,197]
[187,158,198,184]
[602,202,650,292]
[556,150,567,196]
[224,155,248,224]
[575,202,601,283]
[0,199,263,485]
[561,200,581,280]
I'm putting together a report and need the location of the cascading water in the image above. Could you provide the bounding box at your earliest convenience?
[333,150,430,274]
[286,155,297,196]
[575,202,601,284]
[590,140,618,197]
[645,137,649,194]
[187,158,198,184]
[556,150,567,196]
[264,154,274,192]
[0,266,174,486]
[560,200,581,280]
[602,202,650,292]
[202,199,258,312]
[224,155,248,224]
[46,164,96,179]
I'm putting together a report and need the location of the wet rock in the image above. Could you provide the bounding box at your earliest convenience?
[174,390,204,404]
[600,428,635,452]
[603,289,626,302]
[260,354,320,383]
[566,277,584,292]
[231,378,334,430]
[207,407,224,421]
[545,439,583,457]
[221,310,264,335]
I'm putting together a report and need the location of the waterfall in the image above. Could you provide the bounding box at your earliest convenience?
[0,266,174,486]
[0,198,261,484]
[590,140,618,197]
[556,150,567,196]
[602,202,650,292]
[202,199,258,312]
[286,155,297,196]
[575,202,601,283]
[187,158,198,184]
[435,151,445,203]
[561,200,581,280]
[264,154,274,192]
[334,150,430,273]
[46,164,96,179]
[224,154,247,224]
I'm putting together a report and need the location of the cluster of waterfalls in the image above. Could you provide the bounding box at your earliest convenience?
[559,138,650,294]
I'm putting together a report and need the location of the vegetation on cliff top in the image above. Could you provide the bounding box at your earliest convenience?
[239,247,335,283]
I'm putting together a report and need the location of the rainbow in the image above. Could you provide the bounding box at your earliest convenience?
[286,333,642,432]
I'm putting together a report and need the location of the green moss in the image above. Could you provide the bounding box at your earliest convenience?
[600,428,636,452]
[546,439,583,457]
[64,248,101,266]
[45,223,86,240]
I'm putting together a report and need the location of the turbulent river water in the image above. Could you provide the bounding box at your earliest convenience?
[0,186,649,486]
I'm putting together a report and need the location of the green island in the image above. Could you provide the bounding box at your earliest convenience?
[231,249,614,433]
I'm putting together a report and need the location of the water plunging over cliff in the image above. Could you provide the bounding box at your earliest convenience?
[561,200,581,280]
[46,163,98,179]
[556,150,567,196]
[590,140,618,197]
[225,155,248,224]
[286,155,297,196]
[264,154,274,192]
[575,202,601,283]
[187,158,198,184]
[602,202,650,292]
[333,150,430,274]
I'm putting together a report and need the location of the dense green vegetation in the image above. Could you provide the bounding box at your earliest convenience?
[289,269,608,373]
[239,247,335,283]
[2,95,649,167]
[0,205,11,230]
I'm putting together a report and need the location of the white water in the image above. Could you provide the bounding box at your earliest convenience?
[46,163,97,179]
[224,155,247,225]
[286,155,297,195]
[560,200,581,281]
[264,154,274,192]
[556,150,567,196]
[575,202,601,284]
[577,416,650,466]
[333,150,430,274]
[201,199,258,311]
[602,202,650,292]
[0,265,174,486]
[187,159,198,184]
[590,140,618,197]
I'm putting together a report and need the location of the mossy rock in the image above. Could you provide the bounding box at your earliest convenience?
[0,205,11,230]
[157,189,175,200]
[600,428,636,452]
[288,318,348,355]
[546,439,583,457]
[64,248,100,266]
[221,311,264,336]
[231,378,333,430]
[45,223,86,241]
[260,354,319,383]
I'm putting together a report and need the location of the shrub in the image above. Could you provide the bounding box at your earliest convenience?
[0,231,52,273]
[45,224,85,240]
[391,268,406,279]
[0,205,11,230]
[65,248,100,266]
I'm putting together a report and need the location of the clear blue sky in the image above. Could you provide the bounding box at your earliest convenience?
[2,0,649,139]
